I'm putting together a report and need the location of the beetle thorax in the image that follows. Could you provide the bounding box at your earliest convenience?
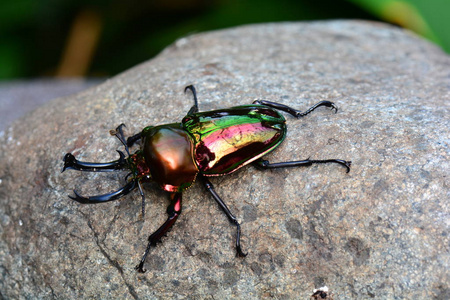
[141,124,199,192]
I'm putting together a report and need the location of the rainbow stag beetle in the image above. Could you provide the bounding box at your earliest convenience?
[62,85,351,273]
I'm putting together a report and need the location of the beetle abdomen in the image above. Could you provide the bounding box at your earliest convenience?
[183,105,286,175]
[141,124,199,192]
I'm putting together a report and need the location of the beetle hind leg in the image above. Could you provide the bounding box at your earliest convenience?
[201,176,247,257]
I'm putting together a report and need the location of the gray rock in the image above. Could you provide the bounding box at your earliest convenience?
[0,21,448,299]
[0,79,103,130]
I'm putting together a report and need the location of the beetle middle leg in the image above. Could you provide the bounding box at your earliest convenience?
[136,192,183,273]
[254,158,351,173]
[201,176,247,257]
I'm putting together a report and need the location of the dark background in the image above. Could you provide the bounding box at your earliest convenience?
[1,0,448,79]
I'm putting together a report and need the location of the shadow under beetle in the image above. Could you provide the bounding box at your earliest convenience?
[62,85,351,273]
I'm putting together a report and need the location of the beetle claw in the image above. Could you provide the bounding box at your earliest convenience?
[236,247,248,257]
[322,101,338,112]
[344,160,352,173]
[109,123,126,136]
[69,190,90,203]
[331,103,338,113]
[135,263,147,273]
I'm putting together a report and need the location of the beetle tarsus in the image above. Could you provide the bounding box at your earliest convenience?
[307,159,351,173]
[253,99,338,118]
[185,85,199,115]
[302,100,338,115]
[254,158,351,173]
[110,123,132,155]
[235,222,248,257]
[201,177,247,257]
[112,123,143,153]
[136,193,183,273]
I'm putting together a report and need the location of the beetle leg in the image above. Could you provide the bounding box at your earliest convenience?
[137,180,146,218]
[69,179,138,203]
[126,133,142,148]
[62,151,127,172]
[184,85,199,115]
[253,100,338,118]
[201,176,247,257]
[110,123,132,155]
[135,192,182,273]
[110,123,143,150]
[253,158,351,173]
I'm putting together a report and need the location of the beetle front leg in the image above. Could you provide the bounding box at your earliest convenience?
[254,158,351,173]
[126,133,142,148]
[109,123,142,149]
[136,192,182,273]
[201,176,247,257]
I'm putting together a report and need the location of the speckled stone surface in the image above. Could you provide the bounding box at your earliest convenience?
[0,21,448,299]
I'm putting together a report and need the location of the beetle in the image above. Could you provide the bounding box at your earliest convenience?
[62,85,351,273]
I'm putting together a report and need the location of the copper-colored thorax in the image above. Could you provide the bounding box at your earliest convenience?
[142,124,199,192]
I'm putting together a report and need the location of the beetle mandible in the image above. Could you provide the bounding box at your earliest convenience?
[62,85,351,273]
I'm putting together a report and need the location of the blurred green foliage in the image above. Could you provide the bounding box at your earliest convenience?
[0,0,447,79]
[348,0,449,52]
